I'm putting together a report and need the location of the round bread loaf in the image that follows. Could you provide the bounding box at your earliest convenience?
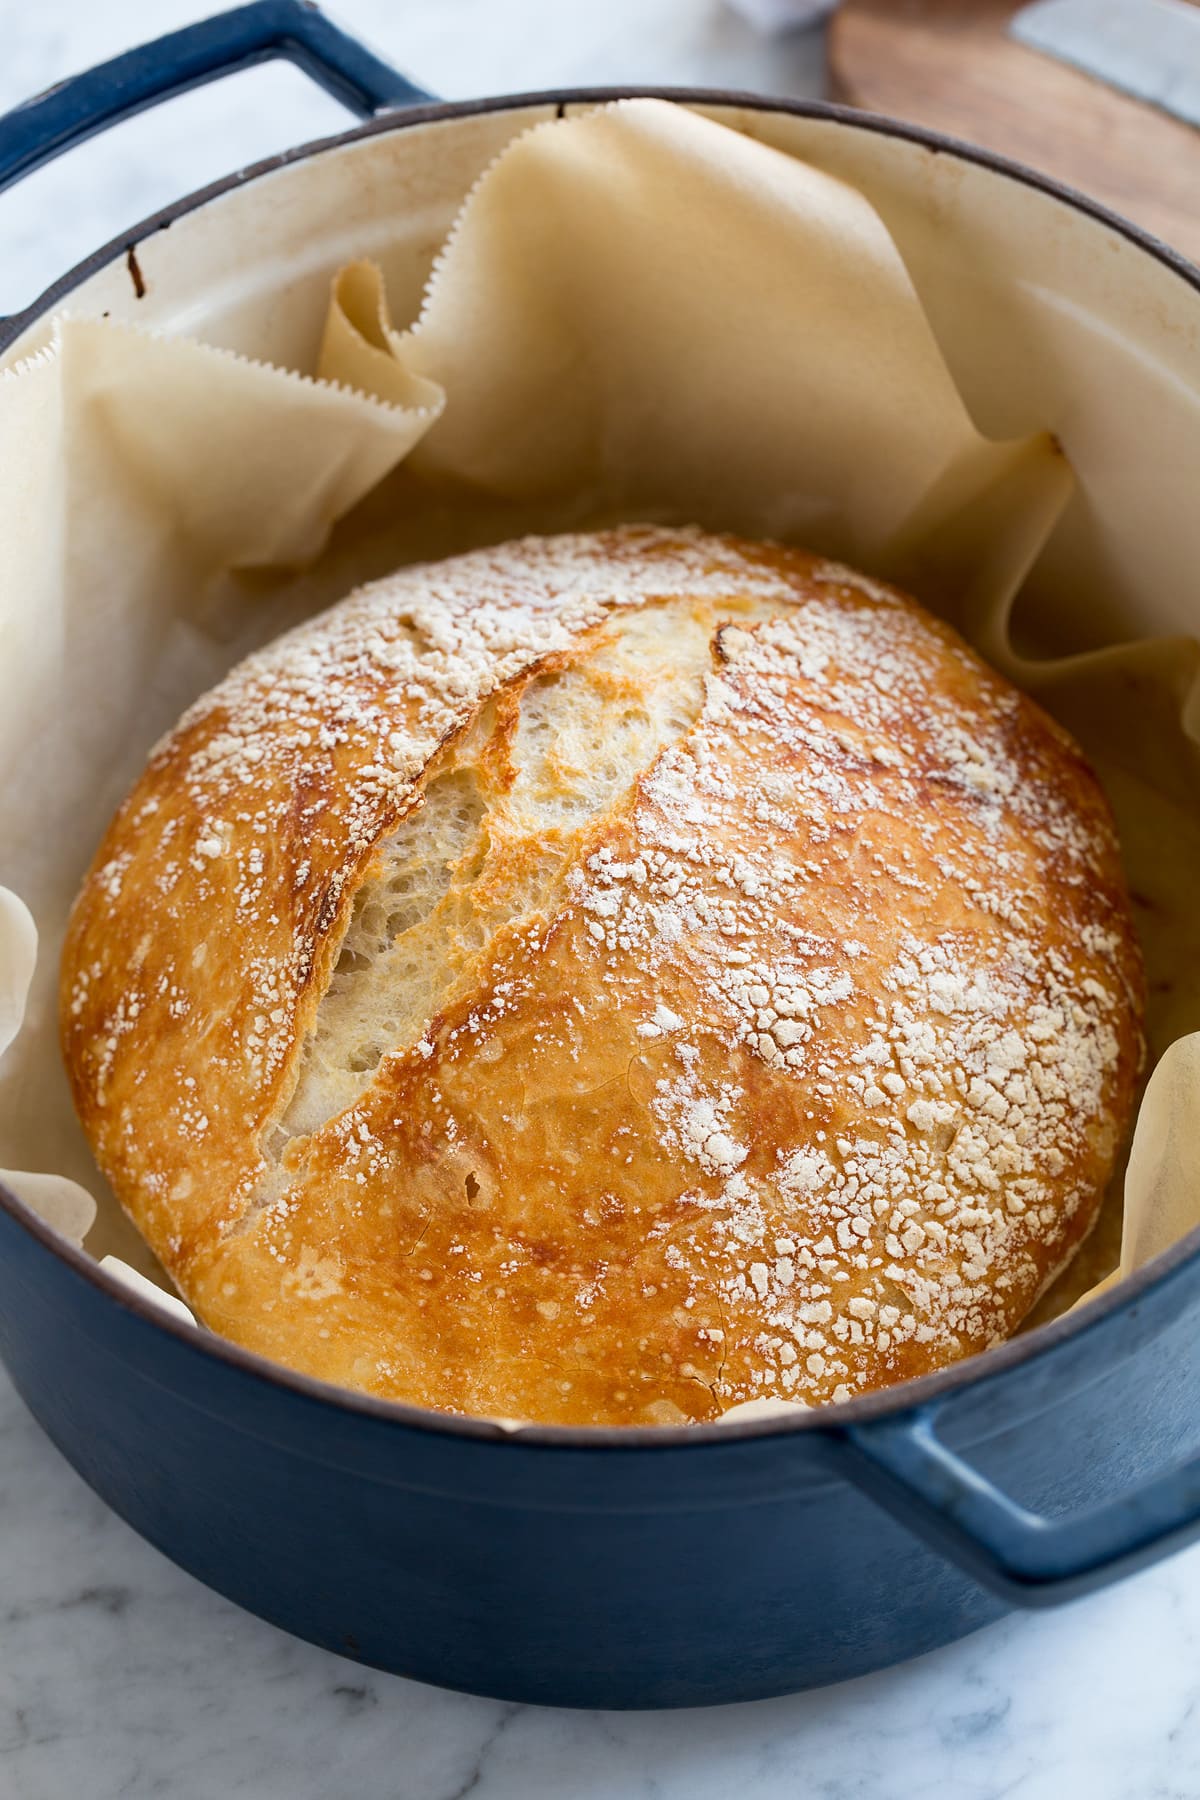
[61,528,1143,1425]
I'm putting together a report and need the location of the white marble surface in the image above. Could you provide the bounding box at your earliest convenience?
[2,3,1200,1796]
[6,1352,1200,1800]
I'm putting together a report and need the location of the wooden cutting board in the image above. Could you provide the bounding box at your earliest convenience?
[827,0,1200,264]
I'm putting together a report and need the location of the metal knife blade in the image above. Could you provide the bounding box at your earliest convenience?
[1012,0,1200,128]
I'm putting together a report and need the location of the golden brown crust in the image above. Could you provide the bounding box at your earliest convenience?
[61,528,1144,1424]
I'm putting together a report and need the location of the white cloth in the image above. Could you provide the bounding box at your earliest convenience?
[725,0,837,35]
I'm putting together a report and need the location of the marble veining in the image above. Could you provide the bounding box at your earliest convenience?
[2,2,1200,1796]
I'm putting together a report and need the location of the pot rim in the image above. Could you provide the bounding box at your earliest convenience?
[3,84,1197,1451]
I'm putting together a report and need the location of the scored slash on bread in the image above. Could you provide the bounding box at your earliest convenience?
[61,529,1143,1425]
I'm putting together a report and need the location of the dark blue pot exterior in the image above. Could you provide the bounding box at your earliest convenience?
[4,1199,1200,1708]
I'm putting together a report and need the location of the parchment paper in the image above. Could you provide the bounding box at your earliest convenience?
[0,99,1196,1373]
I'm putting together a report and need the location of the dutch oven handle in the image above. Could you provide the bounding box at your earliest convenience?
[0,0,432,196]
[836,1402,1200,1607]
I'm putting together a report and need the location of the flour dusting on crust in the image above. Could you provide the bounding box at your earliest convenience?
[61,530,1144,1424]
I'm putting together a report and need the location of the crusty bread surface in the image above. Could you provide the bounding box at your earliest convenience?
[61,528,1144,1424]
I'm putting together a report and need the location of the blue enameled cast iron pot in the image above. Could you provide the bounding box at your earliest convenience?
[3,1,1200,1710]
